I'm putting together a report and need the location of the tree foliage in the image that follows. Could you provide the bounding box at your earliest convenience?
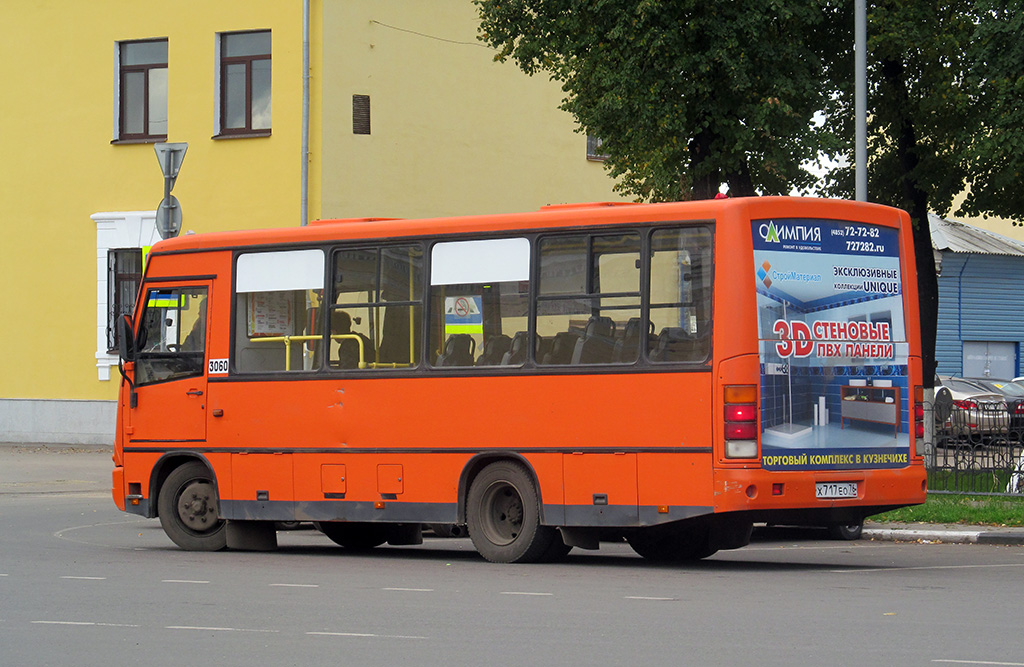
[959,0,1024,219]
[476,0,849,201]
[820,0,1024,380]
[477,0,1024,383]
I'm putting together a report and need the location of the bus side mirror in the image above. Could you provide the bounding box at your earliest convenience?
[118,315,136,363]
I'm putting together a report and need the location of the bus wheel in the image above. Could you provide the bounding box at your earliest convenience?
[467,461,557,563]
[627,523,712,562]
[319,522,388,550]
[157,461,226,551]
[827,520,863,541]
[539,531,573,562]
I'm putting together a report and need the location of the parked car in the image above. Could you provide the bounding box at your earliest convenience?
[962,377,1024,433]
[935,376,1010,441]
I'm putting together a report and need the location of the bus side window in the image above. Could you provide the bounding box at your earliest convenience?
[649,227,713,363]
[537,232,641,366]
[331,244,423,370]
[234,290,322,372]
[234,249,326,373]
[428,238,530,369]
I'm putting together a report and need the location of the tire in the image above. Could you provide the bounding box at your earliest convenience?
[538,531,573,562]
[319,521,388,550]
[157,461,226,551]
[627,522,713,562]
[828,521,864,541]
[466,461,557,563]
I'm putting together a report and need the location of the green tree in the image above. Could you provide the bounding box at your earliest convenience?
[958,0,1024,220]
[475,0,849,200]
[478,1,1024,386]
[822,0,1024,383]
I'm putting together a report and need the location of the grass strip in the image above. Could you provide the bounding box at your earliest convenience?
[873,493,1024,527]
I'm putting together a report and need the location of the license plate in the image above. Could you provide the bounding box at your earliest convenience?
[816,482,858,499]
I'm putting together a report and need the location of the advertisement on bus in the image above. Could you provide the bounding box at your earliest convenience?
[753,217,911,471]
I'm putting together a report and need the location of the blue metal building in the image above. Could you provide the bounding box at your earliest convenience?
[932,214,1024,380]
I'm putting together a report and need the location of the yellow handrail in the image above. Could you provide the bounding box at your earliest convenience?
[250,333,409,370]
[249,335,320,371]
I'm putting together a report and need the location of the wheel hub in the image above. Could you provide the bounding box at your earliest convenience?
[177,481,217,531]
[481,483,524,545]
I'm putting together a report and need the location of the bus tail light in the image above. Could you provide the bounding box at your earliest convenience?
[724,385,758,459]
[914,386,925,456]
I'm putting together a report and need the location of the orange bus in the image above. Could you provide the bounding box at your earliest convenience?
[112,196,927,562]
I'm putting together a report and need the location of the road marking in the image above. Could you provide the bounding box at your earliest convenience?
[307,631,427,640]
[383,587,434,592]
[834,563,1024,574]
[270,583,319,588]
[32,621,140,628]
[625,596,676,601]
[933,661,1024,666]
[60,576,107,580]
[161,579,210,584]
[500,591,553,596]
[166,626,278,633]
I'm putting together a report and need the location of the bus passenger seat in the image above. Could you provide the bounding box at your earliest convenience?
[436,334,476,366]
[613,317,648,363]
[476,334,512,366]
[535,335,552,364]
[502,331,529,365]
[651,327,706,362]
[542,331,581,365]
[571,316,616,365]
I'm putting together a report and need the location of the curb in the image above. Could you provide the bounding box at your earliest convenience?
[864,526,1024,546]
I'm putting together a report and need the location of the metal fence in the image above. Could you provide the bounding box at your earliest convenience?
[927,400,1024,496]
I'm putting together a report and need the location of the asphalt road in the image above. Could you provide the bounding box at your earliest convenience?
[2,447,1024,666]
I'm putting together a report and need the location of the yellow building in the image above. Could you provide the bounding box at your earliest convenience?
[0,1,621,444]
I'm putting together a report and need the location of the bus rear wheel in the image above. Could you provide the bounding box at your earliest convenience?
[157,461,226,551]
[467,461,558,563]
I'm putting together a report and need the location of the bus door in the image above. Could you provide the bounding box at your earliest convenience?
[126,283,211,444]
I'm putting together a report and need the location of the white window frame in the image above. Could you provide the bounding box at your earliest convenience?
[91,211,160,380]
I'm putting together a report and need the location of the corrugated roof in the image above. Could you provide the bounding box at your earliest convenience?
[930,213,1024,256]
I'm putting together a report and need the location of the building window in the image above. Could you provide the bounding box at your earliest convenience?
[218,30,271,136]
[107,249,144,352]
[117,39,168,141]
[586,135,608,161]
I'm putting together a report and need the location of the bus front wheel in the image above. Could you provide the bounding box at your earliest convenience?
[157,461,227,551]
[467,461,558,563]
